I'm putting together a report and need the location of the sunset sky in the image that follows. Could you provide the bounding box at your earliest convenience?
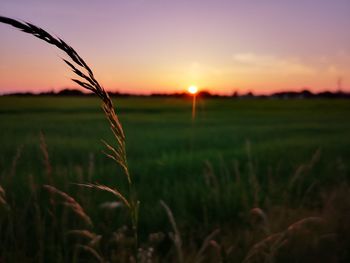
[0,0,349,95]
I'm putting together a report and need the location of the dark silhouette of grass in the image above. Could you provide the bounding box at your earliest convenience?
[0,15,139,255]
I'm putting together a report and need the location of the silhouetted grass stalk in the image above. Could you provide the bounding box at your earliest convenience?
[0,16,139,254]
[160,200,183,263]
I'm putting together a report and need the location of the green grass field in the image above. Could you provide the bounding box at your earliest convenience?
[1,96,350,262]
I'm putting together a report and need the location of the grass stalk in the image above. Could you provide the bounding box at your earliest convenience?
[0,15,139,257]
[160,200,183,263]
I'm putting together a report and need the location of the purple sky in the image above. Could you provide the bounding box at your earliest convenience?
[1,0,349,94]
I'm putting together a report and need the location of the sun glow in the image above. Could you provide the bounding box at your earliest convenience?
[188,85,198,95]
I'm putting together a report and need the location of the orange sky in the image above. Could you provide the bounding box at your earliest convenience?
[1,1,350,95]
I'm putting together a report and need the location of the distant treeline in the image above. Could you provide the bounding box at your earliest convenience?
[3,88,350,99]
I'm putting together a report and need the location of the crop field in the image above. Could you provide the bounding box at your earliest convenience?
[1,96,350,262]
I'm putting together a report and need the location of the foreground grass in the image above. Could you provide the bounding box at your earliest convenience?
[0,96,350,262]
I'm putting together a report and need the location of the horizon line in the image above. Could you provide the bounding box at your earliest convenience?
[1,85,349,97]
[1,87,350,98]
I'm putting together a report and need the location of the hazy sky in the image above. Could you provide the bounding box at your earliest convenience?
[0,0,349,94]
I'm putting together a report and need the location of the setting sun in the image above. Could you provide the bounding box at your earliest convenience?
[188,85,198,95]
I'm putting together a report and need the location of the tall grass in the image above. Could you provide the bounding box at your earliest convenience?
[0,15,139,256]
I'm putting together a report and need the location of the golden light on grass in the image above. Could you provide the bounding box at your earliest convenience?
[187,85,198,120]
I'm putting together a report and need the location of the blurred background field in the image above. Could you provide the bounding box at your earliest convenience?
[1,96,350,262]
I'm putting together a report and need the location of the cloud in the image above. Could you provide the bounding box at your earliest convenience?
[232,52,316,76]
[326,65,343,76]
[184,52,349,81]
[177,52,350,93]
